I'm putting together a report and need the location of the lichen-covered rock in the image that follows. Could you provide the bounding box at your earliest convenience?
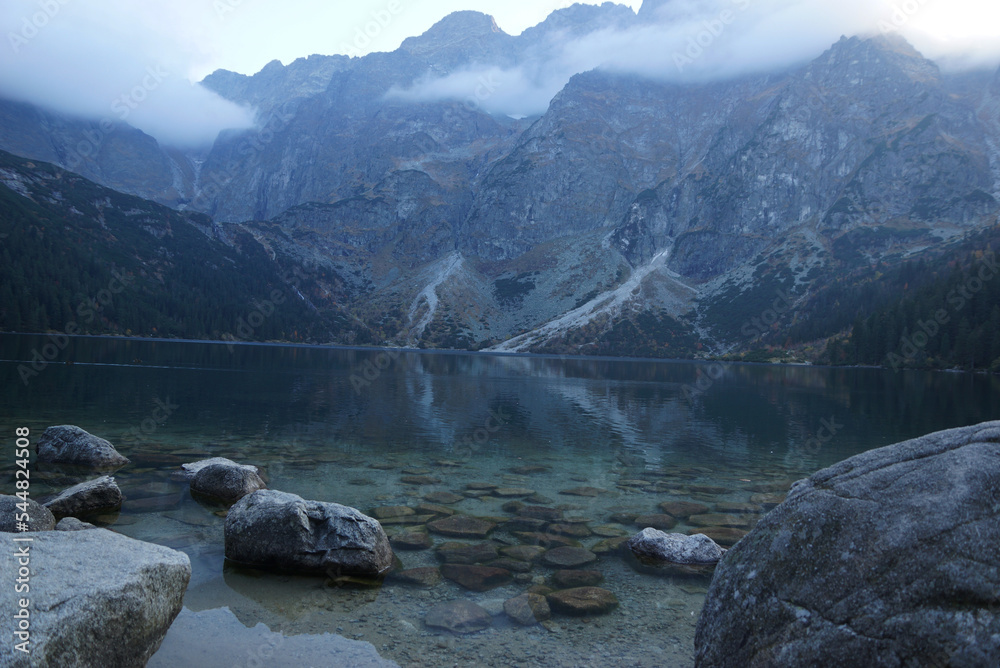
[0,495,55,532]
[695,421,1000,668]
[224,490,393,577]
[0,529,190,667]
[36,425,129,468]
[42,476,123,518]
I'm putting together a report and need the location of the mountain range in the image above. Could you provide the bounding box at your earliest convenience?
[2,3,999,365]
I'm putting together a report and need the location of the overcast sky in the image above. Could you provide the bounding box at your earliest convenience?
[1,0,998,146]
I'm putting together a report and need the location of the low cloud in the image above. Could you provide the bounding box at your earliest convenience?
[388,0,1000,118]
[0,0,254,147]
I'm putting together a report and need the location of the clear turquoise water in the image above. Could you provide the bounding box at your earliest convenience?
[2,334,998,666]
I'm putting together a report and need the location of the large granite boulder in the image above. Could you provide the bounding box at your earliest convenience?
[0,495,55,532]
[36,426,129,468]
[696,421,1000,667]
[42,476,123,518]
[0,529,190,667]
[224,490,394,577]
[190,463,266,504]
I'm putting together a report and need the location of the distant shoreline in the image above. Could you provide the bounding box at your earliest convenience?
[1,331,996,376]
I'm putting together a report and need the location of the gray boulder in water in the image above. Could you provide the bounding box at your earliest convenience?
[0,528,190,667]
[175,457,260,482]
[190,462,266,504]
[628,529,725,564]
[36,425,129,468]
[224,490,394,577]
[42,476,123,518]
[0,495,55,532]
[695,421,1000,667]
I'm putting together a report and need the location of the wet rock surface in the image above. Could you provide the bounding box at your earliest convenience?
[224,490,394,576]
[696,421,1000,668]
[41,475,123,518]
[36,425,129,469]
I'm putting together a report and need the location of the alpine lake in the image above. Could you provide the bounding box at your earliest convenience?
[2,333,998,667]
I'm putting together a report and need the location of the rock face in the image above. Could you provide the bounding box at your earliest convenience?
[42,476,123,518]
[35,426,129,468]
[190,462,266,504]
[0,529,190,667]
[0,495,55,532]
[224,490,394,577]
[628,529,725,564]
[696,421,1000,668]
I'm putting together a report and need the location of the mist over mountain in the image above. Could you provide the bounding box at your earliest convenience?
[1,1,999,364]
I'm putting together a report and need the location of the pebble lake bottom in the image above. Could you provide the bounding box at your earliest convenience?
[2,334,998,667]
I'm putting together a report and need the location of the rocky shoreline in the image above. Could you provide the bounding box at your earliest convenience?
[5,422,999,665]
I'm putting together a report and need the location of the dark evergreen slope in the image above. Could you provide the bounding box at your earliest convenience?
[0,150,361,343]
[713,223,1000,371]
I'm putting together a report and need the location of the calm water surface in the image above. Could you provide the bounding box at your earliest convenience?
[2,334,998,667]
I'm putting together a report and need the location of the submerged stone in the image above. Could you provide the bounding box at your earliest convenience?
[547,587,618,616]
[425,600,491,634]
[658,501,711,518]
[541,547,598,568]
[440,564,512,591]
[388,567,442,588]
[427,515,496,538]
[633,513,677,530]
[504,593,551,625]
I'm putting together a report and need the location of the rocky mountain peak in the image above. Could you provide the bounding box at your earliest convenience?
[520,2,637,41]
[400,11,506,56]
[808,34,940,87]
[636,0,674,23]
